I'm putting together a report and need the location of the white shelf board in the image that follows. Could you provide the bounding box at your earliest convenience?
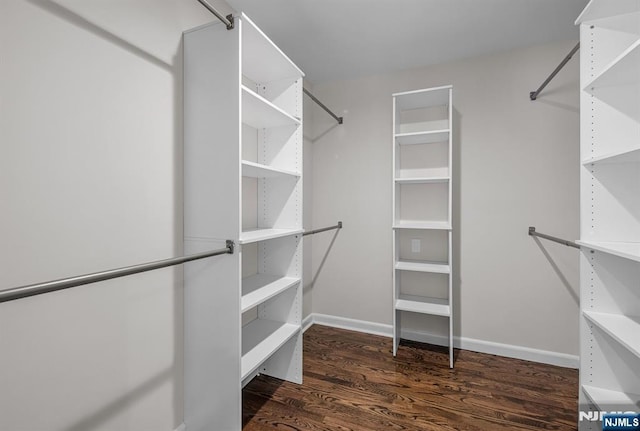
[583,311,640,359]
[242,86,301,129]
[241,13,304,83]
[242,160,300,178]
[584,39,640,91]
[395,259,450,274]
[241,274,300,313]
[396,295,451,317]
[577,240,640,263]
[393,220,451,230]
[393,86,451,110]
[576,0,640,24]
[582,385,640,410]
[395,130,450,145]
[395,176,449,184]
[241,319,300,381]
[582,146,640,165]
[239,228,304,244]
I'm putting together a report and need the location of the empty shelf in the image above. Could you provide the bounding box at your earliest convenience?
[395,130,450,145]
[396,295,450,317]
[395,176,449,184]
[584,39,640,92]
[393,86,451,110]
[241,13,303,84]
[241,274,300,313]
[239,228,304,244]
[393,221,451,230]
[583,311,640,359]
[582,385,640,410]
[577,240,640,263]
[395,259,450,274]
[242,86,301,129]
[241,319,300,380]
[242,161,300,178]
[582,146,640,165]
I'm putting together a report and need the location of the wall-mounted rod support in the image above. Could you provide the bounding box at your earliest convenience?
[303,221,343,236]
[528,227,580,249]
[196,0,234,30]
[0,241,235,304]
[530,42,580,101]
[303,88,343,124]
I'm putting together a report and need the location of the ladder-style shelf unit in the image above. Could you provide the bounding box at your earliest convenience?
[183,13,304,430]
[392,85,454,368]
[576,1,640,428]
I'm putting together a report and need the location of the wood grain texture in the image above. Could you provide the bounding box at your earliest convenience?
[243,325,578,430]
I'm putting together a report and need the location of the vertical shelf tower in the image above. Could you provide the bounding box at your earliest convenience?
[392,85,454,368]
[183,14,304,430]
[576,1,640,428]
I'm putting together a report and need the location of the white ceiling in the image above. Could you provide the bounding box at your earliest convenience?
[226,0,589,83]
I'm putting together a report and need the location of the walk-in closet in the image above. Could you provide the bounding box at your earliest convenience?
[0,1,638,430]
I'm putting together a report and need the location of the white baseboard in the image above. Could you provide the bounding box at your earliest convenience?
[174,424,186,431]
[311,313,393,337]
[303,313,578,369]
[302,314,314,333]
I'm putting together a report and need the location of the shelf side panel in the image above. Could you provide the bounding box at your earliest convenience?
[582,315,640,396]
[184,238,241,431]
[257,277,303,383]
[260,76,303,121]
[258,233,302,278]
[584,311,640,359]
[586,251,640,315]
[261,331,303,384]
[184,24,240,241]
[240,13,304,84]
[584,94,640,162]
[258,80,303,231]
[584,15,640,80]
[582,163,640,242]
[258,125,300,171]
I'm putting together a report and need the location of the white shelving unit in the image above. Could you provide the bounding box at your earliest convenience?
[183,13,304,430]
[576,1,640,428]
[392,85,454,368]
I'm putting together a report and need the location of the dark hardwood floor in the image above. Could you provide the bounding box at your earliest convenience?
[243,325,579,431]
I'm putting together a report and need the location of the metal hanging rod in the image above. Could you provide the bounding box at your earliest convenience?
[196,0,234,30]
[303,221,343,236]
[0,241,234,304]
[303,88,344,124]
[528,227,579,249]
[530,42,580,101]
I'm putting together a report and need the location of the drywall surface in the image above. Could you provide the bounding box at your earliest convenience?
[309,40,580,357]
[0,0,229,430]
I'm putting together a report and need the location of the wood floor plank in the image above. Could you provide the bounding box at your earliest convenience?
[243,325,579,431]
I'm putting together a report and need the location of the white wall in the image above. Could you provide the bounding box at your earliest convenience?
[308,39,581,360]
[0,0,231,430]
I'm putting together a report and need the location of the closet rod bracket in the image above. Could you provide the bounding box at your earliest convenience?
[226,239,235,254]
[196,0,235,30]
[225,14,235,30]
